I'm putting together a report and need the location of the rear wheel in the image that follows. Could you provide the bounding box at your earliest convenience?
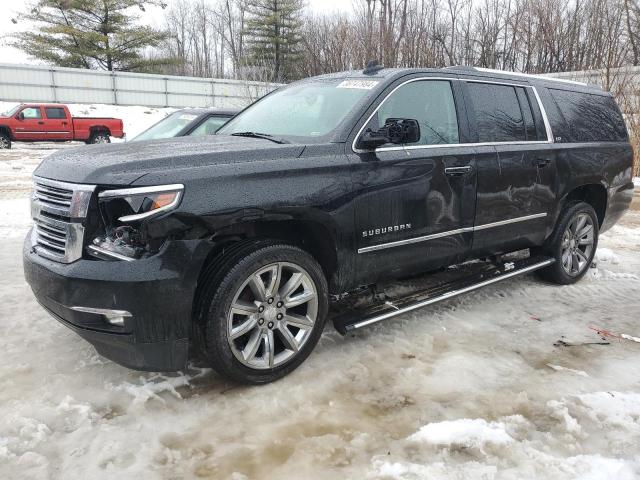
[198,241,328,384]
[537,202,598,284]
[0,132,11,149]
[88,132,110,144]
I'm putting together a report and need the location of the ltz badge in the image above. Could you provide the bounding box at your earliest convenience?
[362,223,412,238]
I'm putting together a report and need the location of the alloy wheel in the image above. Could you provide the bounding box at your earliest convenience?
[227,262,318,369]
[561,212,595,276]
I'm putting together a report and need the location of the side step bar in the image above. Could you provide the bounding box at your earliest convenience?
[333,255,555,335]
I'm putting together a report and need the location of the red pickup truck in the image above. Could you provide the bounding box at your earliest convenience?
[0,103,125,149]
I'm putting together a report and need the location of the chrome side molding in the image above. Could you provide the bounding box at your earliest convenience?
[358,212,547,254]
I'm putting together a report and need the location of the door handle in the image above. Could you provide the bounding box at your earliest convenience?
[536,158,551,168]
[444,165,473,175]
[38,121,45,125]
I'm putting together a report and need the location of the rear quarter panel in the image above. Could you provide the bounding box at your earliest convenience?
[537,86,634,232]
[72,117,125,140]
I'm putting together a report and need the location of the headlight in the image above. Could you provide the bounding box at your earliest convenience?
[98,184,184,222]
[88,184,184,261]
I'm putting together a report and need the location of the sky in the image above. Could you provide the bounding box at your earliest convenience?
[0,0,352,64]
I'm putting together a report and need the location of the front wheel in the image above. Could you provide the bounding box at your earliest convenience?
[0,132,11,149]
[198,241,328,384]
[537,201,599,284]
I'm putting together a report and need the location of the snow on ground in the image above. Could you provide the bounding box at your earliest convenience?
[1,141,640,478]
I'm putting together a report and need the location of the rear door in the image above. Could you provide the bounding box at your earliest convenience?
[462,80,557,255]
[348,77,477,285]
[13,106,45,140]
[43,106,73,140]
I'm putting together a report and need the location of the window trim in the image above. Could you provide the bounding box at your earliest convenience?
[352,77,554,154]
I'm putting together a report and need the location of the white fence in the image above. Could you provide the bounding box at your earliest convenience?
[544,66,640,95]
[0,63,281,109]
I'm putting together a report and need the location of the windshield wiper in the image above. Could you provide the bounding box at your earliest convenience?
[230,131,289,144]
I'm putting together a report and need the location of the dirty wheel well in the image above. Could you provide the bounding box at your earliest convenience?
[90,126,111,136]
[563,184,607,227]
[196,220,338,293]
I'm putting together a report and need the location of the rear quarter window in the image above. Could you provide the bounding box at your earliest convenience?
[45,107,67,119]
[549,89,628,142]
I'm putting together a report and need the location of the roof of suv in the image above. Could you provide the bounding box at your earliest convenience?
[306,66,604,95]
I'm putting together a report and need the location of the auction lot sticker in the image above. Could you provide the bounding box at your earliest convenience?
[337,80,379,89]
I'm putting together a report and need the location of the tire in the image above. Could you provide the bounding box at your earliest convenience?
[537,201,599,285]
[89,132,110,144]
[0,132,11,149]
[197,241,328,384]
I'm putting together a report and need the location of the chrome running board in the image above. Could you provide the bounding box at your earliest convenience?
[333,255,555,335]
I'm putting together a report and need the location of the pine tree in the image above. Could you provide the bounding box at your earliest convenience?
[243,0,305,82]
[11,0,171,72]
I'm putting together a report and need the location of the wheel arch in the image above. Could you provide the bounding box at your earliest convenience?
[559,183,607,227]
[89,125,111,136]
[0,125,11,138]
[201,216,339,285]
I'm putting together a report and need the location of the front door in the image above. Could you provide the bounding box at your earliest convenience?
[349,78,477,286]
[13,106,45,140]
[462,80,557,255]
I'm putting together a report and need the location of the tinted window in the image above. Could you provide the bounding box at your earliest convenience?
[468,83,525,142]
[515,88,537,141]
[21,107,41,119]
[189,116,231,137]
[45,107,66,119]
[549,89,627,142]
[373,80,459,145]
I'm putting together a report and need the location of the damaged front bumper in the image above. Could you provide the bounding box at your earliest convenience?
[22,232,202,371]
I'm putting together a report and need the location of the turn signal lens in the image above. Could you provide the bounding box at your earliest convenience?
[98,184,184,222]
[151,193,178,210]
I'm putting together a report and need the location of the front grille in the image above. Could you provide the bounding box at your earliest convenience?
[31,177,96,263]
[34,182,74,210]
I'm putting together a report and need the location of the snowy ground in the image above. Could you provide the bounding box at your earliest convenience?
[1,137,640,479]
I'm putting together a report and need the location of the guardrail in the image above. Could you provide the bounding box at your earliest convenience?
[0,63,281,108]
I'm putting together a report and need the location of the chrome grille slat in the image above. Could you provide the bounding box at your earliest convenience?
[36,184,74,195]
[35,219,66,236]
[35,187,73,198]
[35,227,66,246]
[34,181,74,209]
[36,236,66,254]
[31,177,96,263]
[35,195,72,208]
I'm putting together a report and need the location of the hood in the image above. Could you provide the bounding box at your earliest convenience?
[34,135,306,185]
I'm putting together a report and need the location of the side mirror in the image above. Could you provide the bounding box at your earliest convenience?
[16,112,24,120]
[358,118,420,149]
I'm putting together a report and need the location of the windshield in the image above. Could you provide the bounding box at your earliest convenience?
[132,111,199,141]
[218,81,375,141]
[2,105,21,117]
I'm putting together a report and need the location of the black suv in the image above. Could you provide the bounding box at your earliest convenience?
[24,66,634,383]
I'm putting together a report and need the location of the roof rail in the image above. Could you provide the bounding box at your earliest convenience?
[445,66,589,87]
